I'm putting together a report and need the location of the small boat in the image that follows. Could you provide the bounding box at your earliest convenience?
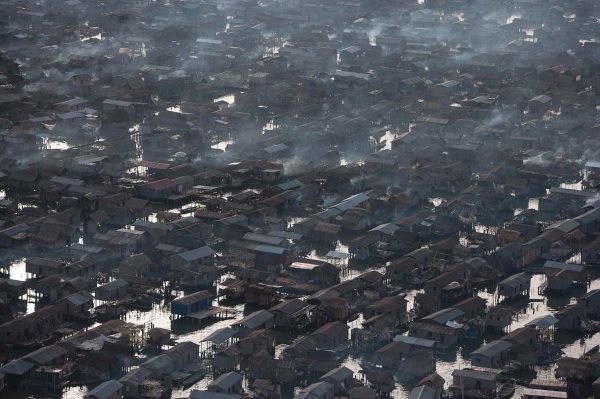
[497,379,515,399]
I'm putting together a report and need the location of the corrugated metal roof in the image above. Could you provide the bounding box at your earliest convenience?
[86,380,123,399]
[236,310,274,330]
[471,340,512,357]
[210,371,242,389]
[178,246,216,261]
[202,327,237,345]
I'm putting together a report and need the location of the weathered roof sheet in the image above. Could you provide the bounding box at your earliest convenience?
[172,290,213,306]
[498,272,531,288]
[65,291,94,306]
[177,246,216,262]
[210,371,242,389]
[543,260,584,273]
[522,388,566,398]
[393,335,436,348]
[409,385,438,399]
[86,380,123,399]
[422,308,465,325]
[236,310,274,330]
[452,368,501,381]
[471,340,512,357]
[320,366,353,382]
[25,344,68,365]
[202,327,237,345]
[0,359,35,375]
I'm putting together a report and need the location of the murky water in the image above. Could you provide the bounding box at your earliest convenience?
[5,243,600,399]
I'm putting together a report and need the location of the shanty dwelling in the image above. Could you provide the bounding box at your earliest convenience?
[0,223,31,248]
[578,289,600,318]
[312,221,342,244]
[77,353,118,382]
[454,296,487,320]
[139,354,174,378]
[368,222,401,246]
[295,381,335,399]
[119,367,152,398]
[470,340,512,368]
[451,368,501,398]
[543,260,587,293]
[546,269,575,292]
[421,307,466,326]
[390,335,436,358]
[310,321,349,350]
[408,321,459,349]
[249,350,275,380]
[413,373,445,398]
[306,349,338,376]
[214,345,241,371]
[0,359,34,389]
[557,356,592,392]
[363,295,408,326]
[528,379,567,393]
[57,291,94,318]
[137,178,176,201]
[164,341,199,369]
[238,329,275,356]
[25,257,65,278]
[287,261,340,287]
[171,290,213,318]
[208,371,243,394]
[348,386,377,399]
[119,254,154,280]
[63,260,99,279]
[314,297,349,322]
[102,99,135,114]
[244,284,277,308]
[175,265,220,292]
[522,388,567,399]
[502,326,540,366]
[0,306,62,345]
[375,340,415,369]
[340,208,372,232]
[416,264,472,315]
[544,261,587,283]
[252,379,280,399]
[147,328,171,347]
[171,246,217,268]
[0,277,26,302]
[497,272,531,299]
[485,306,514,332]
[555,303,585,331]
[232,310,274,337]
[573,207,600,234]
[319,366,353,394]
[95,279,129,301]
[24,344,70,387]
[385,341,435,377]
[281,335,317,362]
[408,384,439,399]
[253,245,288,271]
[269,298,312,328]
[385,257,418,284]
[85,379,124,399]
[582,237,600,264]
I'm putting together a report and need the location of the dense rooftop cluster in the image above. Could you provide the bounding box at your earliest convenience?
[1,0,600,398]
